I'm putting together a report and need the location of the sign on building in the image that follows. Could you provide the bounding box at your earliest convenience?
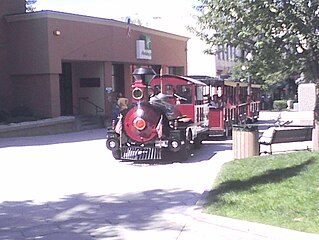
[136,35,152,60]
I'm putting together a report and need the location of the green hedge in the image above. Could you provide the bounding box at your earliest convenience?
[273,100,287,110]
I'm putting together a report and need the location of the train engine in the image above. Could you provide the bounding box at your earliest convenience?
[106,67,208,161]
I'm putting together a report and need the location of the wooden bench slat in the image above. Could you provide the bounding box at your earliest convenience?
[271,127,312,144]
[259,126,313,154]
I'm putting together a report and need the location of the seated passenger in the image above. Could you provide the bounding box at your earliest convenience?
[210,94,220,108]
[226,97,233,106]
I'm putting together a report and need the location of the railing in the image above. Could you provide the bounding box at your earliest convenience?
[78,97,104,115]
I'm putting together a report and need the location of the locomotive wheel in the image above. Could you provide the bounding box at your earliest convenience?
[224,124,232,139]
[166,142,190,162]
[161,148,187,162]
[161,149,170,160]
[180,137,191,161]
[112,150,121,160]
[246,118,253,124]
[194,133,204,149]
[175,144,189,161]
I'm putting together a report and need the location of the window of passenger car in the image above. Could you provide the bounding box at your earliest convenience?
[176,85,192,104]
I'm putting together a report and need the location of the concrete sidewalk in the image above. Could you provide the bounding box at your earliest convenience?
[1,112,319,240]
[0,147,318,240]
[178,209,319,240]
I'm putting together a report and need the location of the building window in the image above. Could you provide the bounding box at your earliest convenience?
[80,78,100,88]
[168,66,184,75]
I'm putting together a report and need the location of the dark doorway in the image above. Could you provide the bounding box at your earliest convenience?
[152,65,162,75]
[112,64,125,94]
[60,62,73,116]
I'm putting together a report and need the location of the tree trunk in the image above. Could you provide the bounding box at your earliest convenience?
[312,120,319,151]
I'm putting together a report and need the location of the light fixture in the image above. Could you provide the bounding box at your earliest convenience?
[132,67,156,85]
[53,30,61,36]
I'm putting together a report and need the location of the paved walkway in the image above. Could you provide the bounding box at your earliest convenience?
[0,111,318,239]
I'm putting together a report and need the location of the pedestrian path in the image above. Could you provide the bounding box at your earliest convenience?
[1,111,319,239]
[178,210,319,240]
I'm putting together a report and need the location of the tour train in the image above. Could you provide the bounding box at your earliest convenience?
[106,67,261,161]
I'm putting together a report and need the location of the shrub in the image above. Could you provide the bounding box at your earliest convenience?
[273,100,287,110]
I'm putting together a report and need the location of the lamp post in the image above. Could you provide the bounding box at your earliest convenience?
[241,66,250,94]
[242,53,253,96]
[245,52,253,84]
[241,65,251,83]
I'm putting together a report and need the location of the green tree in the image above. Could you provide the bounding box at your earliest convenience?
[26,0,37,12]
[190,0,319,87]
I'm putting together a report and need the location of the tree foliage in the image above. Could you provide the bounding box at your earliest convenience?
[26,0,37,12]
[190,0,319,87]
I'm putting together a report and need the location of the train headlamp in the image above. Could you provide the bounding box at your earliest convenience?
[132,87,143,100]
[136,108,144,117]
[133,117,146,130]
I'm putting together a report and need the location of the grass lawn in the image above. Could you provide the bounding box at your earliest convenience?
[204,151,319,234]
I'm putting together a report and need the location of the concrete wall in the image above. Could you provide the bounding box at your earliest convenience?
[0,116,76,138]
[7,17,50,75]
[298,83,316,111]
[11,74,60,118]
[0,0,25,111]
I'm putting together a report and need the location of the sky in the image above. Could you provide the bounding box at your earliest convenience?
[34,0,201,36]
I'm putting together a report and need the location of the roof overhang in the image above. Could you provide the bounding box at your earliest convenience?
[5,10,190,42]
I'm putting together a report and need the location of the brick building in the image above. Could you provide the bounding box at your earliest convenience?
[0,0,188,119]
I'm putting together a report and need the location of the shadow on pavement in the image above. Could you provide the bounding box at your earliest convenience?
[0,129,107,148]
[0,189,200,239]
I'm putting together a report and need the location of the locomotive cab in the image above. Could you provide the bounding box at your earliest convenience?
[150,75,210,148]
[150,75,209,126]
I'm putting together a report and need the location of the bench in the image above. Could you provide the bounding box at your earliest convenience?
[259,126,313,154]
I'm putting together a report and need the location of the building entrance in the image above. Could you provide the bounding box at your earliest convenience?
[60,62,73,116]
[112,64,125,95]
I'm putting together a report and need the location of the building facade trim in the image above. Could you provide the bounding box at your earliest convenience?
[5,11,189,42]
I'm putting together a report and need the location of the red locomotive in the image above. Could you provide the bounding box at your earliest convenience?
[106,67,209,161]
[106,67,261,161]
